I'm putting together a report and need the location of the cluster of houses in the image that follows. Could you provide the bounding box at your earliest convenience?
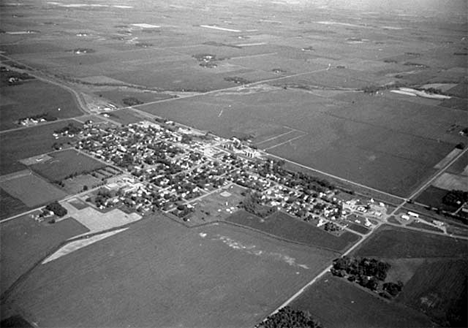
[74,120,382,230]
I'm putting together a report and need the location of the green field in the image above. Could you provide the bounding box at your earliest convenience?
[291,273,435,328]
[0,80,83,131]
[30,149,106,182]
[1,216,336,327]
[353,225,468,259]
[226,210,359,253]
[0,120,82,176]
[0,214,89,296]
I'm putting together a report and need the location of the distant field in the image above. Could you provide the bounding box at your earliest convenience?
[0,188,28,220]
[96,90,172,107]
[0,120,82,176]
[397,259,468,327]
[0,80,82,131]
[2,216,336,327]
[0,214,88,296]
[291,273,435,328]
[346,222,370,234]
[0,172,67,208]
[353,225,468,259]
[30,149,105,182]
[226,210,359,253]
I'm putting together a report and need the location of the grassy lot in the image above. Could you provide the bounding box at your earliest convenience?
[0,80,82,131]
[103,108,149,125]
[291,273,435,328]
[406,221,444,233]
[0,173,67,208]
[226,210,359,253]
[346,222,370,235]
[185,184,245,225]
[353,225,468,259]
[30,149,106,182]
[0,214,89,296]
[2,216,336,327]
[0,188,28,220]
[0,120,82,176]
[396,259,468,327]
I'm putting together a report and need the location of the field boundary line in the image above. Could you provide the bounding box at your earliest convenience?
[263,133,307,151]
[255,129,296,146]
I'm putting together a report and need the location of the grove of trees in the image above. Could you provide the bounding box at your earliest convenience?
[256,307,323,328]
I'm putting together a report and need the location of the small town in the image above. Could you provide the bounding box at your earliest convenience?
[71,119,393,235]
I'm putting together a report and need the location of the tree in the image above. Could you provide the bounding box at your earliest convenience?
[45,201,67,217]
[256,306,323,328]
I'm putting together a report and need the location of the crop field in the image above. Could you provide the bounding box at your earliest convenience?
[291,273,434,328]
[30,149,106,182]
[0,172,67,208]
[0,80,83,131]
[226,210,359,253]
[0,120,82,176]
[0,188,28,220]
[353,225,468,259]
[2,216,337,327]
[396,259,468,327]
[432,172,468,192]
[447,151,468,176]
[0,214,88,295]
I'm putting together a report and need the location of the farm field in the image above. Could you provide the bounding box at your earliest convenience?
[0,120,82,176]
[0,79,83,131]
[396,259,468,327]
[0,172,67,208]
[30,149,106,182]
[291,273,435,328]
[353,225,468,259]
[0,188,28,220]
[1,216,337,328]
[226,210,359,253]
[0,213,89,296]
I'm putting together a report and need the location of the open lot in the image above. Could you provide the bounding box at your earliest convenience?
[2,216,336,327]
[291,273,435,328]
[30,149,106,182]
[186,184,245,225]
[0,213,88,296]
[0,171,67,208]
[226,210,359,253]
[0,120,82,176]
[0,80,83,131]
